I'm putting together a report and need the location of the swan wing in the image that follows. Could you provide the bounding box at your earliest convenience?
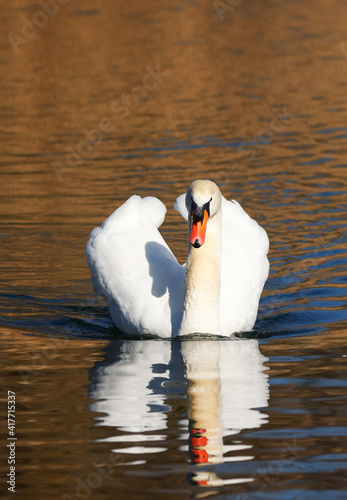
[174,193,188,220]
[220,197,269,335]
[86,195,184,337]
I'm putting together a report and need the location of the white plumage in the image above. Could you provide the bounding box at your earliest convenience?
[86,181,269,337]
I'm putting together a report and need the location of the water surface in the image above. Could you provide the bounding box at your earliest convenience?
[1,1,347,499]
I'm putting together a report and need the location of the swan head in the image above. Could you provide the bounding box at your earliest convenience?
[186,180,222,248]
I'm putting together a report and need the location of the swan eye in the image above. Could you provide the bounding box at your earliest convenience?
[204,199,212,217]
[190,197,211,222]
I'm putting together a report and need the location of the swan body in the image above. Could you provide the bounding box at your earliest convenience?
[86,180,269,337]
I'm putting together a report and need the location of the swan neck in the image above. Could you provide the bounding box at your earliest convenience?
[179,210,221,335]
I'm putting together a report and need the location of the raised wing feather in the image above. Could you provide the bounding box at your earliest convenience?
[86,195,184,337]
[220,197,269,335]
[174,193,188,220]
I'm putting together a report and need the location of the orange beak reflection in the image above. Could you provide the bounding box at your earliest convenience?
[190,209,209,248]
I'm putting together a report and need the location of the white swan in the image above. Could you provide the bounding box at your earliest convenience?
[86,180,269,337]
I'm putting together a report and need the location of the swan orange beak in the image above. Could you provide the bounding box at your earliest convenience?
[190,208,209,248]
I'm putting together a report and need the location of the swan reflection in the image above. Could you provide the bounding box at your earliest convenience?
[88,338,269,483]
